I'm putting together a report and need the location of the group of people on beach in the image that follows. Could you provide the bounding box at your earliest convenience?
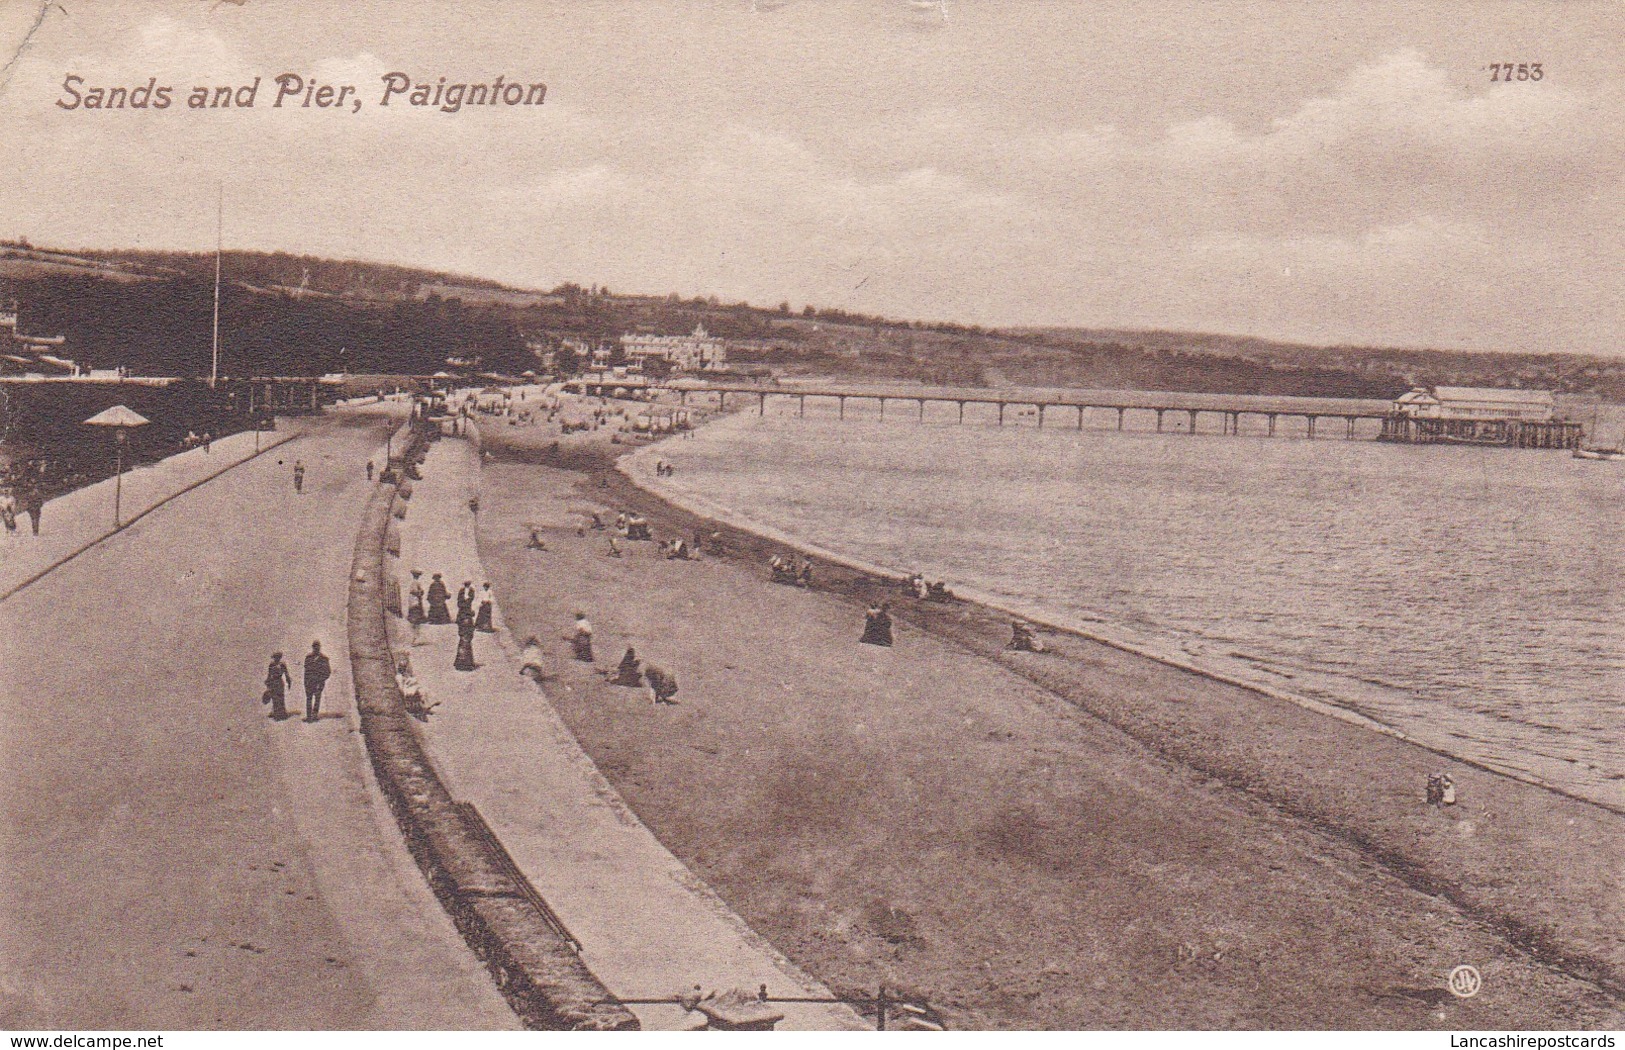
[406,570,496,672]
[261,641,332,723]
[769,554,813,587]
[599,645,680,706]
[907,572,955,603]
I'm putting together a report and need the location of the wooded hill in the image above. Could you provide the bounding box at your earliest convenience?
[3,242,1619,402]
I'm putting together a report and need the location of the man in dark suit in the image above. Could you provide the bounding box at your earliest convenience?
[303,641,332,723]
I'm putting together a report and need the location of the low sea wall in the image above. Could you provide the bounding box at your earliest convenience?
[345,427,637,1031]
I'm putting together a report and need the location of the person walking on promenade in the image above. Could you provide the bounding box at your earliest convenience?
[568,612,594,662]
[453,608,477,672]
[366,460,375,482]
[456,580,475,622]
[292,460,306,495]
[426,573,452,624]
[407,569,427,625]
[860,602,894,647]
[16,485,42,536]
[474,583,495,633]
[303,641,332,722]
[262,651,293,721]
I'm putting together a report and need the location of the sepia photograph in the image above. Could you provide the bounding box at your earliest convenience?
[0,0,1620,1037]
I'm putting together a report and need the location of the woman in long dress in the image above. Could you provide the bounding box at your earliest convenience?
[474,583,495,633]
[407,571,427,625]
[454,610,477,671]
[426,573,452,624]
[569,613,594,662]
[860,602,894,647]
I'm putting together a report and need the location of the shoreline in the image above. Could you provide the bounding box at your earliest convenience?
[617,427,1620,818]
[470,402,1623,1025]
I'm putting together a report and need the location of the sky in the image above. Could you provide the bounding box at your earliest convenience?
[0,0,1620,355]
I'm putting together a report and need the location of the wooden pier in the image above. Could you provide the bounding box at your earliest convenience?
[1378,415,1583,449]
[670,383,1394,439]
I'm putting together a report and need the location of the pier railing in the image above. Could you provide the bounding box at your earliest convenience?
[656,383,1393,439]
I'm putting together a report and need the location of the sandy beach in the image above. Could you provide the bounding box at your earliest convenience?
[461,394,1621,1030]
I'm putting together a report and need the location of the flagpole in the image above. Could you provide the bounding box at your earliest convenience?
[211,183,222,388]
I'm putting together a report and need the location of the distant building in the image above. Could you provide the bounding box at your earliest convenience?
[1393,386,1555,422]
[619,324,727,372]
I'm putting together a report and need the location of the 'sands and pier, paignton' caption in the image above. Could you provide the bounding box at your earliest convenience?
[56,72,546,114]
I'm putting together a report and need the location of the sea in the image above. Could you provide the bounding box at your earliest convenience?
[638,395,1624,809]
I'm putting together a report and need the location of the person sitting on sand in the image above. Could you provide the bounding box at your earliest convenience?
[797,558,813,587]
[860,602,894,647]
[616,512,628,534]
[645,663,679,706]
[527,527,548,551]
[608,647,642,687]
[607,537,624,558]
[519,636,549,682]
[666,538,688,560]
[568,612,595,662]
[1008,620,1045,653]
[627,515,652,541]
[591,512,606,530]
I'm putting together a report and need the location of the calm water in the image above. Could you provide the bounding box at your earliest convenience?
[644,401,1624,807]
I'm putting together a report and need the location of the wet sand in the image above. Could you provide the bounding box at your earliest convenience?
[469,398,1622,1030]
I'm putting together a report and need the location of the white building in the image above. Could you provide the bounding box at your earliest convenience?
[619,324,727,372]
[1393,386,1555,422]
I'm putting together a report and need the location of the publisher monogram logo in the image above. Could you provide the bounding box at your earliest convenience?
[1449,965,1483,999]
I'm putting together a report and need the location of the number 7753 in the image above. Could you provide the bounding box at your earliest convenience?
[1489,63,1543,81]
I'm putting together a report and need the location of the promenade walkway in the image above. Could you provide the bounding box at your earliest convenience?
[392,433,866,1031]
[0,406,516,1029]
[0,427,305,600]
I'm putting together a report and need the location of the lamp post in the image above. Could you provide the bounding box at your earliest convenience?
[84,404,151,528]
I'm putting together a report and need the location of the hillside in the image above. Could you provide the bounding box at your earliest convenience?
[2,242,1620,402]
